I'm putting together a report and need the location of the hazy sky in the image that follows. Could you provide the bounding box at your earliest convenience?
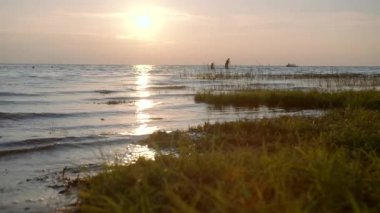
[0,0,379,65]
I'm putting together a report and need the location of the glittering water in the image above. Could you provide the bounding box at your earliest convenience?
[0,64,379,211]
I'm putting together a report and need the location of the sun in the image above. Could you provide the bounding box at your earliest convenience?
[135,15,151,29]
[121,5,167,40]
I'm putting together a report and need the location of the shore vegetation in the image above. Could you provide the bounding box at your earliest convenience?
[195,90,380,110]
[77,90,380,212]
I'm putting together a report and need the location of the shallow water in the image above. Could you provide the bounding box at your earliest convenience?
[0,64,378,211]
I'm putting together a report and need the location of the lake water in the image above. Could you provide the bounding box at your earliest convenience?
[0,64,379,212]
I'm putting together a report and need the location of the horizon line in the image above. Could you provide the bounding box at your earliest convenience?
[1,62,380,67]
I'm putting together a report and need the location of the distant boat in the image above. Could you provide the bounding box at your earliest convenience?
[286,63,298,67]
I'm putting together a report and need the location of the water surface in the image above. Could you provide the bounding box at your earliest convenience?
[0,64,378,211]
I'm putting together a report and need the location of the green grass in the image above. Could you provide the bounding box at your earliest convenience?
[195,90,380,110]
[78,109,380,212]
[142,109,380,152]
[79,146,380,213]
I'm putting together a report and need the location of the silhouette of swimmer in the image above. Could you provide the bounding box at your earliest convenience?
[225,58,230,69]
[210,62,215,70]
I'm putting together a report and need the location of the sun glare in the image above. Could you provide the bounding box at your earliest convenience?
[121,5,167,40]
[136,15,151,29]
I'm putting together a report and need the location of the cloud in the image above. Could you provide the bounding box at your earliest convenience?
[54,4,195,21]
[55,11,125,19]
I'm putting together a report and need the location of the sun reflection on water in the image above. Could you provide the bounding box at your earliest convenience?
[136,99,154,112]
[135,65,151,90]
[132,65,158,135]
[111,144,156,165]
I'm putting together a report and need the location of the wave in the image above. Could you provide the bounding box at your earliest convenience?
[0,92,41,97]
[35,89,125,95]
[52,123,132,131]
[88,96,138,102]
[0,135,134,158]
[0,135,105,148]
[94,90,120,94]
[149,93,195,98]
[0,144,56,157]
[0,112,87,120]
[248,83,295,87]
[0,136,102,157]
[0,100,49,105]
[58,90,123,95]
[0,110,127,121]
[148,86,187,90]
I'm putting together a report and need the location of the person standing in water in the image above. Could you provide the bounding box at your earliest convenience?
[225,58,230,69]
[210,62,215,70]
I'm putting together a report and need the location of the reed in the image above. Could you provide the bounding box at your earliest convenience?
[195,90,380,110]
[78,109,380,212]
[180,69,380,91]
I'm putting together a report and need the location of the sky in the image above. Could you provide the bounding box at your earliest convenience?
[0,0,379,65]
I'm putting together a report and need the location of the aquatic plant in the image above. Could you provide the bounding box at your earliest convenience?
[195,90,380,110]
[180,68,380,91]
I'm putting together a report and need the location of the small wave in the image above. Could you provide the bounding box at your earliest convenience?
[88,96,137,103]
[0,144,56,157]
[0,100,49,105]
[91,96,136,100]
[148,86,187,90]
[149,93,195,99]
[94,90,120,94]
[248,83,295,88]
[38,89,125,95]
[0,136,104,157]
[0,92,41,97]
[54,123,132,131]
[55,90,121,95]
[0,135,133,157]
[0,112,87,121]
[0,135,105,148]
[52,91,93,95]
[105,100,135,105]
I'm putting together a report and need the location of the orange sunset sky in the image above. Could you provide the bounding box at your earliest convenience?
[0,0,379,65]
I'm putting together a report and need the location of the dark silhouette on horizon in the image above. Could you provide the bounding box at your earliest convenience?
[286,63,298,67]
[225,58,230,69]
[210,62,215,70]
